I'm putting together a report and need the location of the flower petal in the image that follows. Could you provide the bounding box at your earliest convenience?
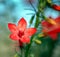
[42,29,48,33]
[42,20,54,29]
[45,18,57,25]
[10,33,20,40]
[55,16,60,25]
[25,28,37,36]
[48,33,57,40]
[8,23,18,33]
[48,27,60,34]
[18,18,27,31]
[20,36,30,43]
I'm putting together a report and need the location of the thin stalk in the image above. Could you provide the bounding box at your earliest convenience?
[29,0,37,13]
[15,47,21,57]
[25,35,34,57]
[21,48,23,57]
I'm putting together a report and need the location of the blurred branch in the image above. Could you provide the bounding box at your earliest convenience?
[28,0,37,13]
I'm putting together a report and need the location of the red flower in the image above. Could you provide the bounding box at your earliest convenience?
[52,4,60,11]
[42,17,60,40]
[8,18,37,46]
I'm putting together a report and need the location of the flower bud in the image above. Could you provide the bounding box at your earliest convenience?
[52,4,60,11]
[34,39,42,44]
[38,33,45,37]
[45,18,57,25]
[47,0,52,4]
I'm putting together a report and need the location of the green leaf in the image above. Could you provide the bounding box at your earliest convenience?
[29,15,35,25]
[34,12,40,28]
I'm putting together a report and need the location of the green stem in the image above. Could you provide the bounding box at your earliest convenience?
[48,40,57,57]
[25,35,34,57]
[25,1,46,57]
[21,48,23,57]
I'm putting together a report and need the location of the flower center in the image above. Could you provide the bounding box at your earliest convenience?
[18,31,24,38]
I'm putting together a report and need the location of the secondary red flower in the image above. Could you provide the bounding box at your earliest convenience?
[42,17,60,40]
[8,18,37,46]
[52,4,60,11]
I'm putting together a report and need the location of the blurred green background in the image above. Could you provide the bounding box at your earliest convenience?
[0,0,60,57]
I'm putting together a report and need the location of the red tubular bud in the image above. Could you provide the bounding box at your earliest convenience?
[52,4,60,11]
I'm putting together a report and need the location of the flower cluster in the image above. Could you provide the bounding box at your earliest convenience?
[8,17,60,45]
[7,0,60,57]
